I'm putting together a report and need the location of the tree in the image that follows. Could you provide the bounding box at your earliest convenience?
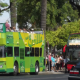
[10,0,17,27]
[41,0,47,31]
[60,1,79,24]
[0,0,19,28]
[46,19,80,49]
[0,0,17,27]
[17,0,41,28]
[69,0,80,16]
[41,0,47,71]
[17,0,79,30]
[0,0,10,15]
[17,0,57,29]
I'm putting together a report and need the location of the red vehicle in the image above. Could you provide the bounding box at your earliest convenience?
[63,33,80,73]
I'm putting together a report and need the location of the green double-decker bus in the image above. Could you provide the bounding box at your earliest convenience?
[0,23,45,75]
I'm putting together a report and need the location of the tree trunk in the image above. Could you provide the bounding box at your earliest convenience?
[41,0,47,32]
[41,0,47,71]
[10,0,17,27]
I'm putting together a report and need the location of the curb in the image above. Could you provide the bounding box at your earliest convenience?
[39,71,65,74]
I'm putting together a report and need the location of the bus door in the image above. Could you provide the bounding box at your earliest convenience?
[20,48,25,72]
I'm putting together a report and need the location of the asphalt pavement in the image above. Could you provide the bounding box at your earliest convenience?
[0,73,69,80]
[0,68,69,80]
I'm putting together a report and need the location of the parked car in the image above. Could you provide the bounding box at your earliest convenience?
[65,60,79,73]
[68,60,80,80]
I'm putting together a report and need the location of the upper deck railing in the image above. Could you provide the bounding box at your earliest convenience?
[0,23,43,34]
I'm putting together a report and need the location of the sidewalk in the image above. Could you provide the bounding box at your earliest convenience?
[39,69,65,74]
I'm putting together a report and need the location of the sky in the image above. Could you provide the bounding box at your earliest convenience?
[0,0,10,23]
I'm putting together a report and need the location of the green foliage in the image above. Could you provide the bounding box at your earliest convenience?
[60,1,79,24]
[0,3,8,7]
[0,0,79,29]
[0,1,8,15]
[46,20,80,49]
[17,0,79,29]
[0,0,22,16]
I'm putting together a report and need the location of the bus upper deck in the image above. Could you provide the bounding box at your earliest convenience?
[0,23,44,48]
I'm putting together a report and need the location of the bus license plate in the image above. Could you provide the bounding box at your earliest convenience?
[0,65,2,68]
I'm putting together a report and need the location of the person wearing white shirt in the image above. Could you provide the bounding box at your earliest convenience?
[60,55,63,70]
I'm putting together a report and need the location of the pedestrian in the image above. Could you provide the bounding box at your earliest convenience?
[48,53,51,71]
[60,54,63,70]
[64,56,70,72]
[51,54,56,72]
[5,20,10,31]
[64,56,70,66]
[56,55,60,72]
[19,28,23,32]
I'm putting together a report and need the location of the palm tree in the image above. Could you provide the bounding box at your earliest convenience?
[10,0,17,27]
[41,0,47,71]
[41,0,47,32]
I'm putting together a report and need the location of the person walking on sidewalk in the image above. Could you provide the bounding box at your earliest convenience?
[48,53,51,71]
[51,54,56,72]
[56,55,60,72]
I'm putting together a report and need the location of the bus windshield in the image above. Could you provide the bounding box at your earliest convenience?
[66,46,80,61]
[68,33,80,46]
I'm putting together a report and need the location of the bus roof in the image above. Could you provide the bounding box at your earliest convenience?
[70,33,80,35]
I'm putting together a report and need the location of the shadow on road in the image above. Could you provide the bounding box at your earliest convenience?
[0,70,69,76]
[0,73,29,76]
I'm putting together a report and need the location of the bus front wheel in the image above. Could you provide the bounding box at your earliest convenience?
[9,63,18,76]
[30,63,39,75]
[35,63,39,75]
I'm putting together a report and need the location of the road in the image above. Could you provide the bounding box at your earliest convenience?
[0,73,69,80]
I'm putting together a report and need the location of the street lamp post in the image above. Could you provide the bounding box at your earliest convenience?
[47,41,50,71]
[48,47,50,71]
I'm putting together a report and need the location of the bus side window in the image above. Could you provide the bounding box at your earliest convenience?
[25,47,29,56]
[30,48,34,56]
[40,48,42,56]
[14,47,19,57]
[0,48,2,57]
[20,48,24,59]
[35,48,39,57]
[7,47,13,57]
